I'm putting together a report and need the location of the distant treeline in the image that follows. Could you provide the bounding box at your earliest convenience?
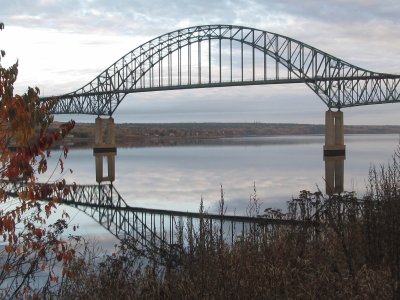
[51,122,400,147]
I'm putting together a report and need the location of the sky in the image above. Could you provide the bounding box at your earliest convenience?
[1,0,400,125]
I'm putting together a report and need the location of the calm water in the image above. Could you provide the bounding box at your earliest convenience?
[42,134,399,248]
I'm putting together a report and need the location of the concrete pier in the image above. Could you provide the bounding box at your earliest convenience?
[323,110,345,194]
[93,117,116,183]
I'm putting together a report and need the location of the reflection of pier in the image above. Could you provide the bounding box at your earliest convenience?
[93,117,116,183]
[94,112,347,195]
[323,110,345,194]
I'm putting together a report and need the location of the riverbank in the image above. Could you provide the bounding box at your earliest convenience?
[54,122,400,148]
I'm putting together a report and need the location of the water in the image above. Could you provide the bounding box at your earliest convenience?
[41,134,399,249]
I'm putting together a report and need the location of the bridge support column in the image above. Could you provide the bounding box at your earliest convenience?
[323,110,345,194]
[93,117,117,183]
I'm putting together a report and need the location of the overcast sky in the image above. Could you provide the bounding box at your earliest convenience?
[1,0,400,124]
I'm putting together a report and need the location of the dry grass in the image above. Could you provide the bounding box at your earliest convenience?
[53,151,400,299]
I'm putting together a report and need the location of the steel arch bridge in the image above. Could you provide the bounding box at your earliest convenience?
[46,24,400,116]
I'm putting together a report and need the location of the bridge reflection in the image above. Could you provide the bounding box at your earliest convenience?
[6,182,309,262]
[59,184,304,247]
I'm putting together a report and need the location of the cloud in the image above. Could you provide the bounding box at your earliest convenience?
[2,0,400,124]
[2,0,237,35]
[4,0,399,67]
[3,0,399,35]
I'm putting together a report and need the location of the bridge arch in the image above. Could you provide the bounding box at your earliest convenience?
[50,24,400,115]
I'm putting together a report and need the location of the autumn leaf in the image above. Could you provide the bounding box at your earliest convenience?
[2,264,10,273]
[59,158,64,173]
[0,23,77,295]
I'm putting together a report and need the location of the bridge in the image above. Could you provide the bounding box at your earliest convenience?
[44,24,400,116]
[42,25,400,197]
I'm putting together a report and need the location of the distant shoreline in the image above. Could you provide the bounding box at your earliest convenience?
[56,122,400,148]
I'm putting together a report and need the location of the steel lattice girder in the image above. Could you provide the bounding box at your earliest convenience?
[43,25,400,115]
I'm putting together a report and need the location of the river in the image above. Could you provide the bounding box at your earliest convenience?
[42,134,399,249]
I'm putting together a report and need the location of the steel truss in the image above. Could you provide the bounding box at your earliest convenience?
[44,25,400,115]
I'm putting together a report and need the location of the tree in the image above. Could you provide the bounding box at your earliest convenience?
[0,23,76,298]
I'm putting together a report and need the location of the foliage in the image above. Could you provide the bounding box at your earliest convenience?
[58,183,399,299]
[56,155,400,299]
[0,23,76,298]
